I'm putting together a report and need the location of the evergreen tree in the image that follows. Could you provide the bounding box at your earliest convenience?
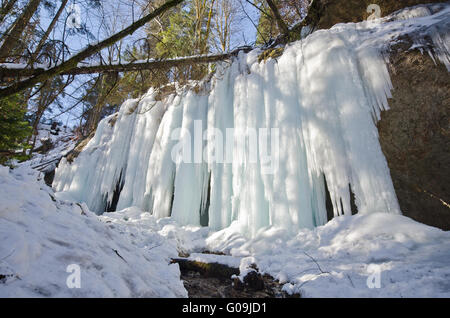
[0,94,32,164]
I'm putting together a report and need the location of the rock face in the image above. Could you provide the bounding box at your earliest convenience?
[306,1,450,230]
[313,0,448,29]
[378,44,450,230]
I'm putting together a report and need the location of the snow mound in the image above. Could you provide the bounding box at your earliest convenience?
[204,213,450,297]
[0,166,186,297]
[1,166,449,297]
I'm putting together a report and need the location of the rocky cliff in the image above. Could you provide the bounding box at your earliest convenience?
[311,0,449,29]
[309,1,450,229]
[379,41,450,230]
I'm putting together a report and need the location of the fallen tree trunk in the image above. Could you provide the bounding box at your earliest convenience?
[0,0,319,93]
[171,258,239,280]
[0,47,253,79]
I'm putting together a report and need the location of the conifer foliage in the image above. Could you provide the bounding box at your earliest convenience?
[0,94,32,164]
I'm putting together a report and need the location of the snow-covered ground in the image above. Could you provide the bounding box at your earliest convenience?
[206,215,450,297]
[1,165,449,297]
[97,208,450,298]
[0,166,186,297]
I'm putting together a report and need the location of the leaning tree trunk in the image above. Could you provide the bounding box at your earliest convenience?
[28,0,69,66]
[265,0,289,37]
[85,73,121,135]
[0,0,42,62]
[0,0,19,25]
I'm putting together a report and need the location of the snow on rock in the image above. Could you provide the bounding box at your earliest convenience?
[54,4,450,238]
[22,122,76,178]
[0,166,187,297]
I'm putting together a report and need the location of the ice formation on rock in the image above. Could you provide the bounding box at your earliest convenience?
[54,4,450,236]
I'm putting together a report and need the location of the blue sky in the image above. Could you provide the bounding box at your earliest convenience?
[35,0,258,127]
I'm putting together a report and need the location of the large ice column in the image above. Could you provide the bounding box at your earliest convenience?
[170,92,210,226]
[294,28,400,217]
[54,97,141,211]
[142,94,184,218]
[54,89,165,212]
[206,62,237,230]
[230,51,272,236]
[54,33,402,229]
[116,92,166,210]
[265,44,327,231]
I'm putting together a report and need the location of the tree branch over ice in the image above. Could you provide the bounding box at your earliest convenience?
[0,47,253,78]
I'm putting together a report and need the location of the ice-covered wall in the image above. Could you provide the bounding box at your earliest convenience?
[54,4,450,236]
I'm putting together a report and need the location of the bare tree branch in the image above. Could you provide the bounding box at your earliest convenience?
[0,0,184,99]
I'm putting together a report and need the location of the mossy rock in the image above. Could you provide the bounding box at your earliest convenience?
[171,258,239,280]
[66,131,95,163]
[258,47,285,64]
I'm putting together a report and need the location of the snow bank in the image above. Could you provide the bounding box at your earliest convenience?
[1,166,449,297]
[0,166,186,297]
[54,4,450,237]
[201,213,450,297]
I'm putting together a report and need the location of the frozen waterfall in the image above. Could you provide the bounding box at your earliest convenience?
[54,4,450,236]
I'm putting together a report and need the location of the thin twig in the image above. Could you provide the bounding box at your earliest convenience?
[303,251,329,274]
[112,249,127,263]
